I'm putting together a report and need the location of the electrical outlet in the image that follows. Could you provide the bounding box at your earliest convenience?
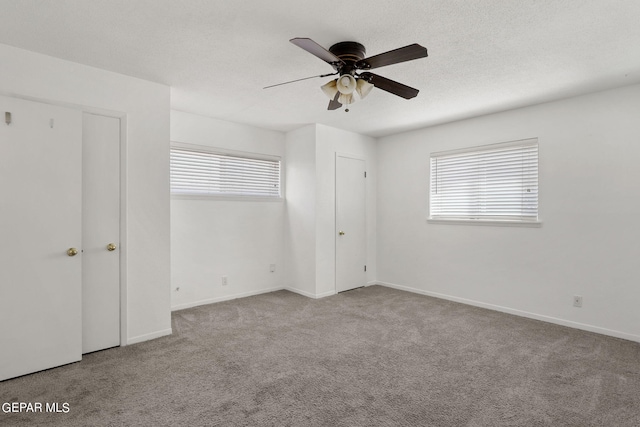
[221,276,228,286]
[270,264,276,272]
[573,295,583,308]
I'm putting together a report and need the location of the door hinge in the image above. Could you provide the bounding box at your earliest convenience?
[364,171,367,178]
[364,265,367,272]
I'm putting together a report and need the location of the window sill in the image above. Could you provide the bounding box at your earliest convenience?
[427,218,542,228]
[171,193,284,202]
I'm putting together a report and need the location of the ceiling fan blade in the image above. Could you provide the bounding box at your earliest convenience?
[359,72,419,99]
[328,92,342,110]
[264,72,337,89]
[356,44,428,70]
[290,38,345,69]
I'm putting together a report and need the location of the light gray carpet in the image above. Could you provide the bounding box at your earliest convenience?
[2,285,640,426]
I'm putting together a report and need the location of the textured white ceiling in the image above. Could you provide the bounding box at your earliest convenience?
[1,0,639,137]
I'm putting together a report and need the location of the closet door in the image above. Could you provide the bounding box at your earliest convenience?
[0,95,82,381]
[82,113,121,354]
[335,154,367,293]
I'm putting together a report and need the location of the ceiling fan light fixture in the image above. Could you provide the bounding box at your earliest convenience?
[336,74,356,95]
[356,78,374,99]
[321,79,339,99]
[338,92,354,105]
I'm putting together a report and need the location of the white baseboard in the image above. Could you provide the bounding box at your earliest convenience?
[282,286,315,299]
[375,281,640,343]
[127,328,172,345]
[171,286,286,311]
[284,287,336,299]
[315,289,337,299]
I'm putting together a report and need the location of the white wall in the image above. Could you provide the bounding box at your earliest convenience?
[284,125,317,297]
[170,111,286,309]
[171,119,378,302]
[284,124,377,297]
[0,43,171,344]
[315,124,377,295]
[377,84,640,342]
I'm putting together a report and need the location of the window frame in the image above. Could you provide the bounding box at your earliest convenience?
[170,141,283,202]
[428,138,541,227]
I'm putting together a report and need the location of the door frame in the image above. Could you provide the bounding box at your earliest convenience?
[334,152,367,293]
[5,93,129,347]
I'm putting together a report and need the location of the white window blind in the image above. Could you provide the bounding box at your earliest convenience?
[170,146,281,198]
[430,139,538,222]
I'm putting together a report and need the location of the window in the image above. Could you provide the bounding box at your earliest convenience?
[170,144,281,198]
[429,138,538,224]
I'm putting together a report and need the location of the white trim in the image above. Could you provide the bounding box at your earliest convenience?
[430,137,538,158]
[315,289,338,299]
[171,193,284,202]
[375,281,640,343]
[427,218,542,228]
[335,151,366,161]
[0,91,128,119]
[284,287,336,299]
[171,140,281,162]
[127,328,172,345]
[171,286,286,311]
[171,286,338,312]
[283,287,315,299]
[118,115,128,347]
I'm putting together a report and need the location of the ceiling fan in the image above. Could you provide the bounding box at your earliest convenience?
[266,38,428,111]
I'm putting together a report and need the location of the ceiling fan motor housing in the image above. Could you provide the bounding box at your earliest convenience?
[329,41,366,74]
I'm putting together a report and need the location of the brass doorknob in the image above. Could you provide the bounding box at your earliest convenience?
[67,248,78,257]
[339,231,345,236]
[107,243,117,251]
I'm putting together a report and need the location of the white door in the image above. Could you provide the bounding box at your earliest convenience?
[82,113,121,354]
[335,154,366,293]
[0,96,83,381]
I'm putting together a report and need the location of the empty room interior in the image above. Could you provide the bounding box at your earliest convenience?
[2,1,640,425]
